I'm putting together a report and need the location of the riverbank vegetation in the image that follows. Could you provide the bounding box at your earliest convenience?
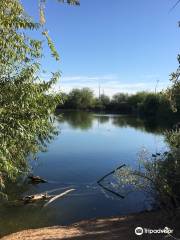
[0,0,79,196]
[114,54,180,212]
[57,89,178,125]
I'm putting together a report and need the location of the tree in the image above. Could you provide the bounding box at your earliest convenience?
[165,53,180,113]
[112,93,129,104]
[65,88,94,109]
[100,94,110,108]
[0,0,80,193]
[111,93,131,113]
[93,94,110,111]
[128,92,147,113]
[138,94,160,117]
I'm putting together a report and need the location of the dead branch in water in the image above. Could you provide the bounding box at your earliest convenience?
[97,164,126,199]
[44,189,75,207]
[42,186,75,195]
[97,164,126,183]
[98,181,124,198]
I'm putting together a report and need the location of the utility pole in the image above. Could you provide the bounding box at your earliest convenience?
[98,82,101,99]
[155,80,159,94]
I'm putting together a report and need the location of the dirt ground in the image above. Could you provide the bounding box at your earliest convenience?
[1,210,180,240]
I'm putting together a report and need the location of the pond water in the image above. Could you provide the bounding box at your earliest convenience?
[0,111,168,237]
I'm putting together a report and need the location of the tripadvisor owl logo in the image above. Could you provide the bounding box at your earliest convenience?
[135,226,174,237]
[135,227,143,236]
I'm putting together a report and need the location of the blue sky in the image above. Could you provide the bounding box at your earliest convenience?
[22,0,180,96]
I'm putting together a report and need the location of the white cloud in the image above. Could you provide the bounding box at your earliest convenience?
[140,74,160,80]
[61,74,118,83]
[46,74,171,97]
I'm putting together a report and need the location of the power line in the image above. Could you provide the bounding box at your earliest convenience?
[169,0,180,13]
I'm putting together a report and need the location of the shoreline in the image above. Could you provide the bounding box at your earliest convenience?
[1,210,180,240]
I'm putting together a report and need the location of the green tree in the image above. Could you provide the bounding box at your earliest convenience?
[0,0,80,193]
[111,93,131,113]
[128,92,147,113]
[166,54,180,114]
[0,0,60,192]
[94,98,104,110]
[93,94,110,111]
[139,93,160,118]
[66,88,94,109]
[100,94,110,108]
[112,93,129,104]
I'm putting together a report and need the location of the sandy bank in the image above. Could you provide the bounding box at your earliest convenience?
[1,210,180,240]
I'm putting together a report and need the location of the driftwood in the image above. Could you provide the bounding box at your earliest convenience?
[22,194,51,204]
[97,164,126,199]
[44,189,75,207]
[42,186,75,195]
[21,188,75,205]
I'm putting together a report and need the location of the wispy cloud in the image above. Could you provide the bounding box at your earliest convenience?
[140,74,160,80]
[47,74,170,97]
[61,74,118,83]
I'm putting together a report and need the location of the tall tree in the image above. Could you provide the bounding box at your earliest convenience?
[66,88,94,109]
[0,0,80,194]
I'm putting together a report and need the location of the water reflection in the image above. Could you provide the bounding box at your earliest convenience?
[56,111,169,134]
[56,111,93,130]
[112,115,166,134]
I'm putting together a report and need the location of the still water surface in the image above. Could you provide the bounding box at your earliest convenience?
[0,112,168,236]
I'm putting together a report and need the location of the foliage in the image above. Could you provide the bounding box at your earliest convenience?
[115,149,180,210]
[63,88,94,110]
[100,94,110,106]
[93,98,104,110]
[109,93,130,113]
[38,0,80,60]
[127,91,147,113]
[93,94,111,111]
[58,89,175,124]
[165,52,180,114]
[165,129,180,148]
[0,0,63,191]
[112,93,129,104]
[138,94,160,117]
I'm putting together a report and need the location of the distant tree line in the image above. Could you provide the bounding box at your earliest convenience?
[57,88,179,122]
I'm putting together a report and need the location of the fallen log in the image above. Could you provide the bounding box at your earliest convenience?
[42,186,75,195]
[21,188,75,205]
[22,194,51,204]
[44,189,75,207]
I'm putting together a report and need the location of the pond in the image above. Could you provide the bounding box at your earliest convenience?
[0,111,168,237]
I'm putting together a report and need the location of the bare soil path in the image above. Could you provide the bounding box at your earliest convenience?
[1,210,180,240]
